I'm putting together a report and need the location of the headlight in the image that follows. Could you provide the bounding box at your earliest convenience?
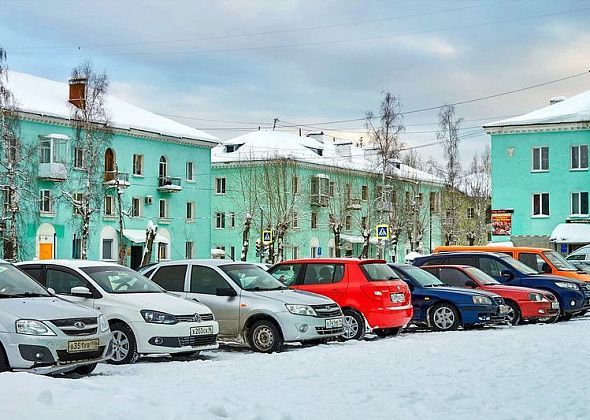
[15,319,56,336]
[472,296,492,305]
[555,282,579,290]
[98,315,109,332]
[140,310,178,324]
[285,304,317,316]
[528,293,545,302]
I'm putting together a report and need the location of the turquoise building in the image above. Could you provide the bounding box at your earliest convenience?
[5,71,217,266]
[484,92,590,253]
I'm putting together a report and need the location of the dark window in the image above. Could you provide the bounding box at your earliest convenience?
[477,257,506,278]
[302,264,345,285]
[360,263,399,281]
[518,253,540,271]
[190,265,231,294]
[419,257,444,267]
[444,256,476,267]
[151,265,187,292]
[21,267,42,282]
[46,269,88,295]
[270,264,303,286]
[439,268,471,287]
[142,267,158,278]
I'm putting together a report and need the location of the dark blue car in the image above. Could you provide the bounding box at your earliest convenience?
[389,264,508,331]
[413,252,590,319]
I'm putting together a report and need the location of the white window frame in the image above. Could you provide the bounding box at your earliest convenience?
[103,195,116,217]
[157,242,169,261]
[229,212,235,228]
[292,246,299,260]
[102,239,114,260]
[531,146,549,172]
[186,161,195,181]
[39,190,52,213]
[571,145,589,171]
[73,147,86,169]
[159,199,168,219]
[467,207,475,219]
[73,192,85,216]
[292,212,299,229]
[133,154,144,176]
[571,192,589,216]
[215,177,226,194]
[215,212,226,229]
[532,192,550,217]
[131,197,142,218]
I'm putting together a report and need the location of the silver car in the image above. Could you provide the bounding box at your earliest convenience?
[0,261,112,375]
[139,260,344,353]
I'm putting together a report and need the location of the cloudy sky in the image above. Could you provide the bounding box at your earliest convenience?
[1,0,589,165]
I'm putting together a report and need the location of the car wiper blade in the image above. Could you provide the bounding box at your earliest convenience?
[11,292,49,297]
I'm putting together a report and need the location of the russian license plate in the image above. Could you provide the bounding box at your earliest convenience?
[67,339,99,353]
[551,302,560,309]
[499,305,510,314]
[390,293,405,303]
[190,326,213,336]
[325,318,343,329]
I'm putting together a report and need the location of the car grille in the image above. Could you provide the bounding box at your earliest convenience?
[178,335,217,347]
[544,293,556,301]
[493,297,505,305]
[311,304,342,318]
[580,284,590,297]
[315,327,345,335]
[49,318,98,337]
[176,313,215,322]
[57,346,105,363]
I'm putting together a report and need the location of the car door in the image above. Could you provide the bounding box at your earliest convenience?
[44,265,98,308]
[475,256,517,284]
[187,264,240,338]
[298,263,346,303]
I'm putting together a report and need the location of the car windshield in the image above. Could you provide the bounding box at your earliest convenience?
[0,264,50,297]
[81,266,163,294]
[543,251,578,271]
[464,267,499,285]
[403,266,446,287]
[220,264,288,291]
[360,263,400,281]
[499,255,539,275]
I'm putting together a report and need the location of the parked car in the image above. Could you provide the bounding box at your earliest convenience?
[17,260,219,364]
[434,245,590,282]
[413,252,590,319]
[0,260,112,375]
[389,264,509,331]
[421,265,560,324]
[269,259,412,339]
[139,260,344,353]
[566,245,590,271]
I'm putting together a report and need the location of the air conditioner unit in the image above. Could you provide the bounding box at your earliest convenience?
[145,195,153,205]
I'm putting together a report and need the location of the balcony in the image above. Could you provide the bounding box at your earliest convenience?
[38,163,67,181]
[377,202,394,213]
[311,193,329,207]
[158,176,182,193]
[347,198,362,210]
[103,171,130,188]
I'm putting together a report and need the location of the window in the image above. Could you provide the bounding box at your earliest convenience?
[429,192,438,213]
[104,195,115,217]
[73,147,85,169]
[159,199,168,219]
[39,190,52,213]
[311,247,317,258]
[329,181,335,197]
[133,154,143,176]
[39,139,51,164]
[418,193,423,207]
[518,253,542,272]
[292,176,299,194]
[346,183,352,202]
[571,192,589,215]
[190,265,231,294]
[230,246,235,260]
[38,136,67,164]
[186,161,195,181]
[131,197,141,218]
[292,246,299,259]
[102,239,114,260]
[439,268,471,287]
[215,177,226,194]
[478,257,507,278]
[292,212,299,228]
[467,207,475,219]
[152,265,187,292]
[157,242,168,261]
[270,264,302,286]
[229,212,235,228]
[72,235,81,259]
[159,156,168,178]
[532,146,549,171]
[73,192,84,216]
[361,185,368,201]
[532,193,549,216]
[361,216,367,228]
[311,211,318,229]
[186,201,195,220]
[185,242,194,259]
[345,215,352,230]
[303,264,345,285]
[215,212,226,229]
[571,145,588,170]
[46,268,88,295]
[444,256,476,267]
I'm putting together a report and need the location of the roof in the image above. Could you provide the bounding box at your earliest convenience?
[550,223,590,244]
[5,71,219,144]
[484,90,590,128]
[212,130,443,184]
[149,259,246,267]
[275,258,386,264]
[17,259,122,268]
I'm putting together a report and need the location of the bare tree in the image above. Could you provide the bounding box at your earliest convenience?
[464,146,491,245]
[232,160,260,261]
[142,221,157,266]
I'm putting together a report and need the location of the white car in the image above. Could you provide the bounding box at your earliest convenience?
[17,260,219,364]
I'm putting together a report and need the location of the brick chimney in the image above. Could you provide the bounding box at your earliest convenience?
[68,77,87,109]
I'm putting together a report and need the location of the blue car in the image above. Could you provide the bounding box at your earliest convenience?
[413,252,590,320]
[389,264,508,331]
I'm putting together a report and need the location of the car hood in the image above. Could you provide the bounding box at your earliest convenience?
[253,289,336,305]
[484,284,549,296]
[108,292,212,314]
[526,274,586,285]
[0,296,99,321]
[424,286,500,299]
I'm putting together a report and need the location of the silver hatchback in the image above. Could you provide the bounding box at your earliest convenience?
[139,260,344,353]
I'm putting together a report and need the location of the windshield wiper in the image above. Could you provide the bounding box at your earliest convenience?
[0,292,48,298]
[248,286,287,291]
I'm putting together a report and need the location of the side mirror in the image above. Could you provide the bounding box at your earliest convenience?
[71,286,93,298]
[500,269,514,280]
[541,262,552,274]
[216,287,237,297]
[464,280,478,288]
[47,287,56,295]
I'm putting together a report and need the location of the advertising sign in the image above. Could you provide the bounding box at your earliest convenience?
[491,210,513,236]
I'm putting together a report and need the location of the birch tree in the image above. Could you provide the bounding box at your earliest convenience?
[464,146,491,245]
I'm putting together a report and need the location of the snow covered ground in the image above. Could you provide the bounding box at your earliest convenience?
[2,318,590,420]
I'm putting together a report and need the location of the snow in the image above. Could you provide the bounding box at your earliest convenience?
[122,229,169,244]
[5,71,219,144]
[2,318,590,419]
[404,251,423,261]
[487,241,515,247]
[550,223,590,244]
[485,89,590,127]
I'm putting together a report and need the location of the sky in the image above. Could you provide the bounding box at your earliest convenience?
[1,0,589,166]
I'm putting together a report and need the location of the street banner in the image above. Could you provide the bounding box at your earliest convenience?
[491,210,512,236]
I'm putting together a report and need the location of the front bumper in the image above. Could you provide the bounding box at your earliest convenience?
[1,330,113,375]
[458,304,505,326]
[131,320,219,354]
[275,312,345,342]
[518,300,560,320]
[555,290,590,314]
[364,303,413,330]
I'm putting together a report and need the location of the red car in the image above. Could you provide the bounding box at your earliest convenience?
[422,265,560,324]
[268,258,412,340]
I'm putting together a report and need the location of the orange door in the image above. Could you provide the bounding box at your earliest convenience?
[39,243,53,260]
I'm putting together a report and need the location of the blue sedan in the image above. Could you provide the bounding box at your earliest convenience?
[389,264,508,331]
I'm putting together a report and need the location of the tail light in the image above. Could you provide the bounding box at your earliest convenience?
[360,284,386,300]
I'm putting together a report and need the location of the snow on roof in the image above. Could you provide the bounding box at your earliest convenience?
[456,171,491,197]
[485,89,590,128]
[5,71,219,144]
[550,223,590,244]
[212,129,443,184]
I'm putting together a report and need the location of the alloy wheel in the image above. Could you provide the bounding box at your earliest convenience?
[505,306,516,324]
[433,307,455,330]
[342,315,359,339]
[112,330,130,362]
[253,326,274,351]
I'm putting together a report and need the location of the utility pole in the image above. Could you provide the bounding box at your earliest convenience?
[272,118,279,131]
[115,165,126,265]
[259,207,264,263]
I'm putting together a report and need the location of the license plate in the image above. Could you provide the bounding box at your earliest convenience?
[551,302,560,309]
[390,293,405,303]
[67,339,99,353]
[499,305,510,314]
[190,326,213,336]
[325,318,343,329]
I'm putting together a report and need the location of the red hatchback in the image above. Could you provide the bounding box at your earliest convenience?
[269,258,412,340]
[422,265,560,324]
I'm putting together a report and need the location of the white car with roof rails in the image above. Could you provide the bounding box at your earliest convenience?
[17,260,219,364]
[139,259,345,353]
[0,260,112,375]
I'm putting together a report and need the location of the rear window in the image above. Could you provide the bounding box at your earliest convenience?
[360,263,399,281]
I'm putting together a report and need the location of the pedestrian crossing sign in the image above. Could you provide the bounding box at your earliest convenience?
[375,224,389,239]
[263,230,272,244]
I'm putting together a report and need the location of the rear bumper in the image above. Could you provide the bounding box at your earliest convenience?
[518,300,560,320]
[364,304,413,330]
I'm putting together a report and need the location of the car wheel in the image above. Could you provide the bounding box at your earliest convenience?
[341,309,365,340]
[0,343,10,373]
[70,363,97,376]
[505,301,521,325]
[374,327,400,338]
[429,303,460,331]
[248,320,283,353]
[108,322,139,365]
[170,351,201,360]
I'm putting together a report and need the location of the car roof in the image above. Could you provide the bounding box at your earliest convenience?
[148,259,252,267]
[423,251,506,258]
[435,245,551,252]
[421,264,473,269]
[17,259,123,268]
[277,258,386,264]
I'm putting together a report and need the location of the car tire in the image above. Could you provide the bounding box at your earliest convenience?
[170,351,201,360]
[108,322,139,365]
[247,320,284,353]
[374,327,400,338]
[505,301,521,326]
[341,309,365,340]
[70,363,97,376]
[429,303,460,332]
[0,343,10,373]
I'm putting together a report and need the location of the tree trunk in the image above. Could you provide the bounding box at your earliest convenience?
[240,214,252,261]
[142,226,157,266]
[334,230,341,257]
[359,229,370,259]
[117,186,125,265]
